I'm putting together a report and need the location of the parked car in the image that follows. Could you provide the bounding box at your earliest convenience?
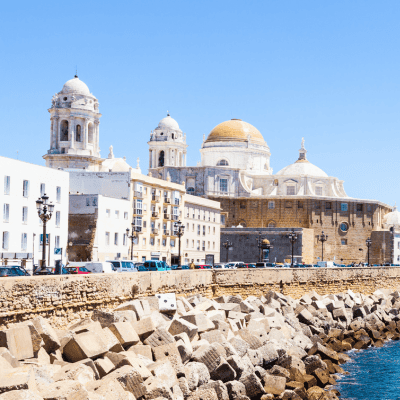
[137,264,148,272]
[0,266,28,277]
[33,267,54,275]
[144,260,167,271]
[65,266,91,274]
[160,261,171,271]
[243,263,256,268]
[255,262,275,268]
[213,264,227,269]
[196,264,212,269]
[181,265,189,270]
[171,264,189,270]
[109,261,138,273]
[85,262,115,274]
[14,266,30,276]
[225,262,244,269]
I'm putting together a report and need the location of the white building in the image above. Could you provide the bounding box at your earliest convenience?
[182,195,221,265]
[0,156,69,271]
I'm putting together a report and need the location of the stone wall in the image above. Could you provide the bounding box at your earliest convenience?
[2,268,400,330]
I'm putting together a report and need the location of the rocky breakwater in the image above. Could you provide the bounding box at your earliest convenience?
[0,289,399,400]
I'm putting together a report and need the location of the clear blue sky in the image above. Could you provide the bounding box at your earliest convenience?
[1,1,399,205]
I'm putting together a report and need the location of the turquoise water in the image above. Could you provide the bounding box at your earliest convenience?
[335,341,400,400]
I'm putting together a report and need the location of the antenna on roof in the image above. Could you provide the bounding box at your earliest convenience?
[167,110,170,116]
[74,66,78,78]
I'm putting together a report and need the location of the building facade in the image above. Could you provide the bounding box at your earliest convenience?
[0,156,69,271]
[182,195,221,265]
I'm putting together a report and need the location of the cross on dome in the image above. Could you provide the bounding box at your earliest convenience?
[298,138,307,161]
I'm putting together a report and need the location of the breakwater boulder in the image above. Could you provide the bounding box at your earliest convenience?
[0,288,398,399]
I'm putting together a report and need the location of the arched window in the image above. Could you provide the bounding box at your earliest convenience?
[172,134,175,139]
[217,159,229,166]
[88,123,94,143]
[268,221,276,228]
[187,187,195,194]
[60,120,69,141]
[75,125,81,142]
[158,151,165,167]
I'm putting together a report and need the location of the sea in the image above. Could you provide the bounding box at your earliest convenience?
[335,340,400,400]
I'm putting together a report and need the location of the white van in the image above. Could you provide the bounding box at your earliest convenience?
[317,261,336,268]
[85,262,115,274]
[109,260,138,273]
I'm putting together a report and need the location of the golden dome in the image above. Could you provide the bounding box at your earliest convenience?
[205,119,266,145]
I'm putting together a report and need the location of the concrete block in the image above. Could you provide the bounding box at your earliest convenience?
[263,373,286,395]
[0,348,20,368]
[94,357,115,378]
[228,337,250,357]
[148,359,179,388]
[157,293,177,313]
[0,390,43,399]
[187,388,218,400]
[225,381,247,400]
[32,316,61,354]
[38,380,83,399]
[176,339,192,363]
[239,372,265,398]
[144,328,175,348]
[116,300,150,320]
[130,317,156,341]
[97,328,124,353]
[142,375,174,400]
[209,358,236,383]
[37,348,51,365]
[108,322,140,348]
[168,319,199,341]
[53,363,95,385]
[153,342,181,361]
[199,381,229,400]
[86,379,135,400]
[125,344,153,360]
[236,329,263,350]
[184,362,211,391]
[0,326,34,361]
[62,332,107,363]
[192,344,221,372]
[0,356,13,371]
[103,365,146,398]
[91,310,133,329]
[105,351,152,379]
[212,320,231,338]
[181,313,215,333]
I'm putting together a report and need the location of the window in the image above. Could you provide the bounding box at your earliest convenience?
[4,176,10,195]
[61,120,69,141]
[114,233,119,245]
[22,207,28,223]
[287,186,295,195]
[197,225,201,235]
[202,241,205,251]
[220,178,228,193]
[203,226,206,236]
[2,231,9,250]
[21,233,27,251]
[115,210,119,219]
[55,236,60,249]
[356,204,363,212]
[3,204,9,222]
[123,234,127,246]
[124,212,128,220]
[162,238,167,246]
[142,238,146,247]
[192,240,194,248]
[298,201,303,209]
[197,240,200,250]
[56,187,61,203]
[208,241,210,249]
[316,203,321,209]
[134,200,143,215]
[341,203,348,212]
[340,222,349,232]
[40,183,46,197]
[326,202,332,210]
[213,242,215,249]
[157,239,160,246]
[268,201,275,209]
[187,187,195,195]
[23,180,29,197]
[133,216,142,230]
[367,205,372,212]
[92,197,97,206]
[150,237,155,246]
[217,159,229,166]
[240,202,246,209]
[105,232,110,246]
[55,211,60,227]
[208,226,211,234]
[268,222,276,228]
[186,239,189,247]
[106,209,110,218]
[171,239,175,247]
[341,239,347,245]
[315,187,323,196]
[285,201,292,208]
[213,227,215,234]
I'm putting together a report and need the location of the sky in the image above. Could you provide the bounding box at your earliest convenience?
[0,1,399,205]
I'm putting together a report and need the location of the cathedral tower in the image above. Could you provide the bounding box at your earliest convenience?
[148,113,188,174]
[43,75,103,170]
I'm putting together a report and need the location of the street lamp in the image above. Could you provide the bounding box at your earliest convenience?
[222,240,232,263]
[36,194,54,271]
[174,220,185,269]
[256,232,264,262]
[287,229,298,267]
[126,225,141,260]
[317,231,328,262]
[366,237,372,266]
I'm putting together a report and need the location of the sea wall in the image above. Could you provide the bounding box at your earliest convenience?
[1,267,400,329]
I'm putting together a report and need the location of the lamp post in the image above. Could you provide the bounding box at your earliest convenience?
[287,229,298,267]
[174,220,185,269]
[366,237,372,266]
[36,194,54,271]
[222,240,232,263]
[256,232,264,262]
[317,231,328,262]
[126,225,141,260]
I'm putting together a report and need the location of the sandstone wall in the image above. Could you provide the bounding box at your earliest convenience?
[2,267,400,329]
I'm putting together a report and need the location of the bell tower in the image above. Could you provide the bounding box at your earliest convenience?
[148,113,188,175]
[43,75,103,171]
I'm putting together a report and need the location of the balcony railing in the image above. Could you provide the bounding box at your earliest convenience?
[151,228,159,234]
[164,197,171,204]
[164,213,170,220]
[152,195,160,202]
[163,230,170,236]
[152,211,159,218]
[134,191,143,198]
[172,215,179,221]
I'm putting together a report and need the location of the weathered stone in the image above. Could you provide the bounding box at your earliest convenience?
[225,381,247,400]
[263,373,286,395]
[184,362,210,391]
[108,322,140,348]
[200,380,229,400]
[102,365,145,398]
[239,372,265,397]
[0,390,43,399]
[169,319,199,341]
[0,368,37,394]
[181,313,215,333]
[94,357,115,378]
[53,363,95,385]
[130,317,156,341]
[32,317,61,354]
[39,380,83,400]
[126,344,153,360]
[62,332,107,363]
[144,328,175,348]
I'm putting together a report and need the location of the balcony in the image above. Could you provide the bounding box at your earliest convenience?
[172,215,179,221]
[151,228,159,235]
[133,191,143,198]
[173,199,180,206]
[163,213,170,220]
[151,211,159,218]
[163,230,170,236]
[132,209,143,216]
[164,197,171,204]
[152,195,160,202]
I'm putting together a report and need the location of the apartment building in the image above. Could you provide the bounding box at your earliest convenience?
[182,195,221,265]
[0,156,69,271]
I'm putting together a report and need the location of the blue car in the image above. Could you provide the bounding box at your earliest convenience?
[144,260,168,271]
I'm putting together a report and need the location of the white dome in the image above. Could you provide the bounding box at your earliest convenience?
[158,114,180,131]
[276,160,328,177]
[383,206,400,227]
[61,76,91,95]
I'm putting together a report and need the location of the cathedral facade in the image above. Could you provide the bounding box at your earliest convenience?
[149,116,395,264]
